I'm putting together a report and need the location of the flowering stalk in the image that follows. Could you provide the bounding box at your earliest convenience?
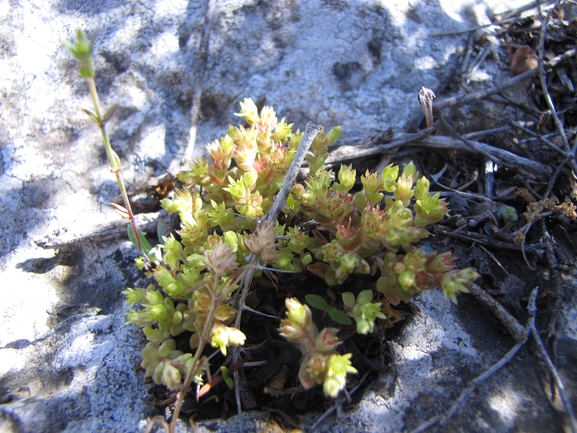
[64,30,146,258]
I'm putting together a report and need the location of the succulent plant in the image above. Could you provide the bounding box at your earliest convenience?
[121,97,477,416]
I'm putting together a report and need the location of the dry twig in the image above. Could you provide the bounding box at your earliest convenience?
[536,0,571,153]
[540,220,566,339]
[495,0,557,21]
[434,225,544,257]
[327,126,550,180]
[430,17,517,37]
[439,118,500,165]
[309,371,371,432]
[231,122,322,415]
[410,135,549,179]
[527,287,577,433]
[434,46,576,112]
[468,283,527,342]
[144,415,170,433]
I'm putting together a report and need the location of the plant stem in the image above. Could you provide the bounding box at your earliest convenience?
[86,77,147,258]
[169,338,207,433]
[169,276,221,433]
[264,122,321,225]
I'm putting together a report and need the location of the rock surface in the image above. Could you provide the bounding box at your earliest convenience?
[1,0,574,432]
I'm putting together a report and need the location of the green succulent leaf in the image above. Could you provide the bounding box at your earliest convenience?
[325,126,342,146]
[342,292,355,308]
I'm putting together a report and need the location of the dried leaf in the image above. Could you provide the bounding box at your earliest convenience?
[418,87,436,127]
[508,46,538,76]
[102,103,119,122]
[197,376,223,398]
[111,202,130,219]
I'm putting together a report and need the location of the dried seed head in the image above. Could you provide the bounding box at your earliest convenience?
[244,222,278,264]
[204,241,239,276]
[418,87,435,127]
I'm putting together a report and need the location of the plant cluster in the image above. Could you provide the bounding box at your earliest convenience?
[121,98,478,417]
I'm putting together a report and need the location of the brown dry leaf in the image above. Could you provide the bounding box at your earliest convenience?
[197,376,223,398]
[418,87,436,127]
[508,46,538,75]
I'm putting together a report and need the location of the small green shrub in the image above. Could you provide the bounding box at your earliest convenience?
[123,97,478,405]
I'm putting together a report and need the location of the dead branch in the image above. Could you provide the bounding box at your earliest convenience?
[327,126,550,180]
[541,220,566,339]
[433,225,544,257]
[412,135,549,179]
[527,286,577,433]
[433,46,576,112]
[536,0,571,153]
[265,123,322,225]
[439,118,501,164]
[435,68,539,111]
[495,0,557,21]
[508,120,572,159]
[468,283,527,343]
[144,415,170,433]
